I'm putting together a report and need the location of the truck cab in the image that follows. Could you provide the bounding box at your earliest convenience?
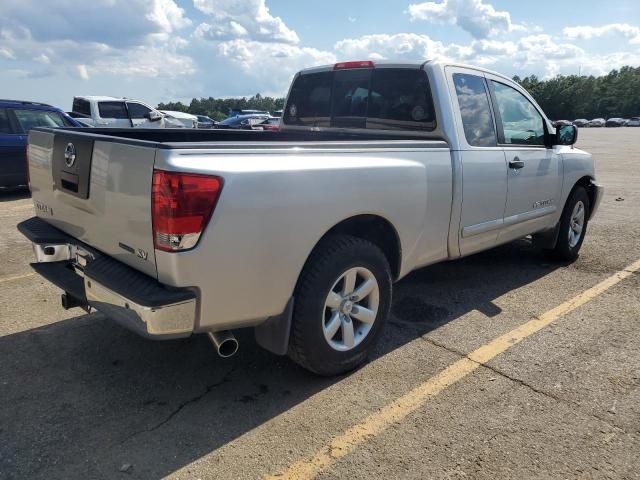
[70,96,181,129]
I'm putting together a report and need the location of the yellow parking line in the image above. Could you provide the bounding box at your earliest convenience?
[0,272,35,284]
[266,259,640,480]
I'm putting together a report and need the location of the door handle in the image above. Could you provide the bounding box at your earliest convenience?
[509,157,525,169]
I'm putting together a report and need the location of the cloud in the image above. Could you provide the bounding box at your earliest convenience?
[216,39,335,94]
[33,54,51,64]
[0,0,191,48]
[334,33,518,67]
[0,47,16,60]
[331,30,640,80]
[563,23,640,45]
[75,65,90,81]
[407,0,515,39]
[335,33,452,61]
[194,0,299,44]
[146,0,192,33]
[0,0,195,82]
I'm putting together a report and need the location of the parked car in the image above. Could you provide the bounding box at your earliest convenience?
[196,115,217,129]
[70,96,181,128]
[573,119,589,127]
[257,117,281,131]
[605,118,627,127]
[228,109,269,117]
[216,114,270,129]
[588,118,606,127]
[159,110,198,129]
[553,120,572,127]
[627,117,640,127]
[271,110,283,118]
[1,99,82,188]
[19,60,603,376]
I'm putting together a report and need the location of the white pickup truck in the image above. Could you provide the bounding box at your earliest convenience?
[20,60,603,375]
[69,96,183,129]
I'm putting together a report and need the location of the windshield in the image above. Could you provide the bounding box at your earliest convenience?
[13,109,71,131]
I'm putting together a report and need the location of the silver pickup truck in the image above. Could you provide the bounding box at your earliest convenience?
[19,60,603,375]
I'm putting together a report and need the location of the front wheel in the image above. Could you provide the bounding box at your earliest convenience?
[547,186,590,261]
[288,235,392,376]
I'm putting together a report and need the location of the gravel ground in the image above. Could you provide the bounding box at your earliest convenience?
[0,127,638,479]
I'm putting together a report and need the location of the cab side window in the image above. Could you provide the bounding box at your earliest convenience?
[126,102,152,119]
[453,73,496,147]
[490,81,545,146]
[98,102,128,119]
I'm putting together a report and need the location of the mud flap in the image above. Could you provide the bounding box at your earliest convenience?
[254,297,294,356]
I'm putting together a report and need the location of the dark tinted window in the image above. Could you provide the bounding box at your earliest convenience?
[72,98,91,116]
[0,109,14,134]
[13,109,69,131]
[491,81,545,146]
[98,101,128,119]
[331,69,370,128]
[368,69,436,131]
[126,102,152,119]
[453,73,496,147]
[284,71,332,127]
[285,68,437,132]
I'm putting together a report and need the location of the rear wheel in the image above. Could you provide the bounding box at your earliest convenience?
[547,186,590,261]
[288,235,392,376]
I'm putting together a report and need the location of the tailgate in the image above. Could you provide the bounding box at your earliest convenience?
[28,129,158,278]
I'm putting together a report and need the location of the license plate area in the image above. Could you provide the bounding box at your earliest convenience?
[52,133,94,199]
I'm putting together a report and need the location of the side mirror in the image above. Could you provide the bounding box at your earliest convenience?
[556,124,578,146]
[145,111,162,122]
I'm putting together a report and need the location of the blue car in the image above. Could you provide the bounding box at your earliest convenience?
[0,99,82,188]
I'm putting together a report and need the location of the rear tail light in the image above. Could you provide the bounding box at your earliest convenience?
[333,60,375,70]
[152,170,223,252]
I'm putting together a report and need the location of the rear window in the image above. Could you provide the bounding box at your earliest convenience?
[13,109,71,131]
[72,98,91,116]
[284,71,333,127]
[98,101,128,119]
[284,68,436,132]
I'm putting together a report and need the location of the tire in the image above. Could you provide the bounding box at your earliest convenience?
[547,186,590,261]
[288,234,392,376]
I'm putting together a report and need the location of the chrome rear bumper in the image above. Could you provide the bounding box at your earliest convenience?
[19,217,197,339]
[84,277,196,338]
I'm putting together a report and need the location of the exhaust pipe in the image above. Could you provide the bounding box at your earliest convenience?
[207,330,239,358]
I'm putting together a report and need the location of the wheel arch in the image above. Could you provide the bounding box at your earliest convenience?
[320,214,403,281]
[255,214,402,357]
[573,175,597,219]
[534,175,595,250]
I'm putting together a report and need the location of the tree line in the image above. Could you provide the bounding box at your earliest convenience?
[158,66,640,121]
[514,66,640,120]
[158,93,285,122]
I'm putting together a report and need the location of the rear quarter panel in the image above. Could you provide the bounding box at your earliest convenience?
[154,145,453,331]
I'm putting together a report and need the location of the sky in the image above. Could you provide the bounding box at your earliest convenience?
[1,0,639,110]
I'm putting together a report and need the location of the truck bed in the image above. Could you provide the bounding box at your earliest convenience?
[51,127,446,148]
